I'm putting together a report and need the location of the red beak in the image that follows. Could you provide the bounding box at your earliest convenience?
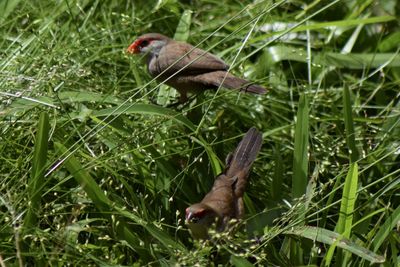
[127,41,140,54]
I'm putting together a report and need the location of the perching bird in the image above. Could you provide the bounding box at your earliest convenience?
[127,33,267,102]
[185,127,263,239]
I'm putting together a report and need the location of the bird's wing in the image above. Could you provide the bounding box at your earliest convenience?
[158,41,229,75]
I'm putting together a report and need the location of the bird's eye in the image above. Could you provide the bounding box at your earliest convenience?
[140,40,149,47]
[191,217,199,223]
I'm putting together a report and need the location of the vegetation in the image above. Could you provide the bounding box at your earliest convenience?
[1,0,399,266]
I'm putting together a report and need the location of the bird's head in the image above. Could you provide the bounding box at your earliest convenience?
[185,203,218,239]
[127,33,170,55]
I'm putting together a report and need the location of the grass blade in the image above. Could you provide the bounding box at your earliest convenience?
[21,112,50,264]
[292,94,309,198]
[54,142,111,211]
[372,204,400,252]
[264,45,400,68]
[191,136,222,176]
[24,112,50,231]
[174,9,192,42]
[325,163,359,266]
[271,145,284,200]
[230,255,254,267]
[115,206,187,252]
[337,163,358,236]
[285,226,385,264]
[287,93,309,264]
[22,112,50,264]
[0,0,23,21]
[92,103,196,132]
[53,142,151,257]
[343,86,359,163]
[54,142,187,257]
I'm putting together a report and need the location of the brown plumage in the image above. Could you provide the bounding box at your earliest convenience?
[127,33,267,102]
[185,127,263,239]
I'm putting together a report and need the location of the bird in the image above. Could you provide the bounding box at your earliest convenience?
[185,127,263,239]
[127,33,267,102]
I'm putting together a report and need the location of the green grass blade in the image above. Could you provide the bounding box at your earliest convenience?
[285,226,385,264]
[288,93,309,265]
[378,31,400,51]
[92,103,222,177]
[271,145,284,201]
[292,94,309,198]
[24,112,50,231]
[327,162,358,266]
[264,45,400,68]
[287,16,395,33]
[191,136,222,176]
[115,206,187,252]
[94,103,221,176]
[92,103,196,132]
[54,142,185,256]
[230,255,255,267]
[174,9,192,42]
[0,0,23,21]
[337,163,358,236]
[343,86,359,163]
[372,205,400,252]
[21,112,50,264]
[53,143,137,242]
[54,143,112,210]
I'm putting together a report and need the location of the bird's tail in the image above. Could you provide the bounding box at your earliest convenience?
[196,71,267,94]
[225,127,262,179]
[220,72,267,94]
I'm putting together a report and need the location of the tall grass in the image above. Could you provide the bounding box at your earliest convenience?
[1,0,399,265]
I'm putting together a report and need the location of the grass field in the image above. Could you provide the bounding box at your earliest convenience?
[1,0,399,266]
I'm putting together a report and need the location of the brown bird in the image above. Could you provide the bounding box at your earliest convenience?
[127,33,267,102]
[185,127,263,239]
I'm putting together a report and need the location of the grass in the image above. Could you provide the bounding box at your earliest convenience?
[1,0,399,266]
